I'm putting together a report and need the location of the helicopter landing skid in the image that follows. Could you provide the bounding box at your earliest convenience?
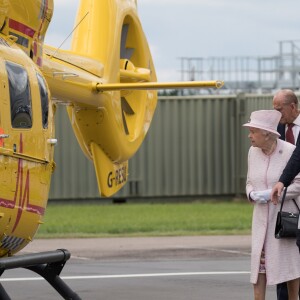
[0,249,81,300]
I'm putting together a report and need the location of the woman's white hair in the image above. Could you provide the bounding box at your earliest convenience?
[261,129,278,141]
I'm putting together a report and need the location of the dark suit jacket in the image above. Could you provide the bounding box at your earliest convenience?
[278,123,300,186]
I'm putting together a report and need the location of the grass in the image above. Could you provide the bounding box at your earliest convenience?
[36,200,253,238]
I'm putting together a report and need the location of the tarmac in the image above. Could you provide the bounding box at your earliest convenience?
[14,236,255,300]
[22,235,252,260]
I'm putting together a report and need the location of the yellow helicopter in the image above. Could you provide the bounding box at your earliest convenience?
[0,1,222,295]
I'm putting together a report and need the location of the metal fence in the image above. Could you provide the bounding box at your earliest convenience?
[49,94,275,200]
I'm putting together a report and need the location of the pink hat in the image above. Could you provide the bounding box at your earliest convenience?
[243,110,281,137]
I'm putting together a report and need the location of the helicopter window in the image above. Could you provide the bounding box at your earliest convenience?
[36,72,49,129]
[6,61,32,128]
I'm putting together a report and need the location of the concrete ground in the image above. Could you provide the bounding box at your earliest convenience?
[22,235,252,259]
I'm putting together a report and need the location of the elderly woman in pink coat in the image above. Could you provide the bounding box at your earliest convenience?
[244,110,300,300]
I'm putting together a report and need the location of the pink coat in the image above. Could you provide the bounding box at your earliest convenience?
[246,139,300,285]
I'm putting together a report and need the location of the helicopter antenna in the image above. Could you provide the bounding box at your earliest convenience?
[49,11,89,59]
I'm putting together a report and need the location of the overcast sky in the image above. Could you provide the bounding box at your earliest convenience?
[45,0,300,82]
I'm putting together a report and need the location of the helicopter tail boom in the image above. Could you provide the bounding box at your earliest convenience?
[42,0,223,197]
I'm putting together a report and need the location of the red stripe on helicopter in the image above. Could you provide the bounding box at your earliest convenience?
[26,204,45,215]
[0,199,45,215]
[0,199,15,209]
[9,19,35,38]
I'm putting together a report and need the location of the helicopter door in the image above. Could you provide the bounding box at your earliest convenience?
[36,71,54,164]
[4,60,53,163]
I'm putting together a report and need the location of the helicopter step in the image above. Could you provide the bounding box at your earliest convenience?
[0,249,81,300]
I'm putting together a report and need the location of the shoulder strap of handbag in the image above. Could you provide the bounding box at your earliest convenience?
[293,199,300,212]
[279,187,300,213]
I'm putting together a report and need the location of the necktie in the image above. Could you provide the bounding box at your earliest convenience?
[286,123,295,144]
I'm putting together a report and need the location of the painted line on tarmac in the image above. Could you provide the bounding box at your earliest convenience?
[203,248,251,256]
[0,271,250,282]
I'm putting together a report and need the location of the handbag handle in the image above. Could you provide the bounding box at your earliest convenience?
[279,187,300,213]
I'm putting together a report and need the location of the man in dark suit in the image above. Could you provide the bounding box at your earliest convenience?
[272,89,300,300]
[274,90,300,146]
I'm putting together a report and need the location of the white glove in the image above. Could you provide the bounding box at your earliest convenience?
[250,189,271,204]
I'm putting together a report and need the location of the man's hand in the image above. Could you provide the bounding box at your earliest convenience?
[271,182,284,205]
